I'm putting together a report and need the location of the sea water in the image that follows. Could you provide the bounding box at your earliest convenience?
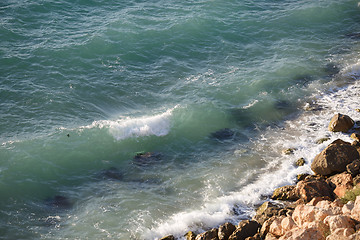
[1,0,360,239]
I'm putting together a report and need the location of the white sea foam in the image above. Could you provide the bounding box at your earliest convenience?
[144,71,360,239]
[82,106,178,140]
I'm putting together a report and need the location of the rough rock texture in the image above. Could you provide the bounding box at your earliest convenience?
[271,185,299,201]
[245,233,261,240]
[311,139,359,176]
[347,160,360,177]
[252,202,284,225]
[342,201,354,215]
[295,158,306,166]
[228,220,259,240]
[268,216,285,237]
[218,222,236,240]
[328,113,354,132]
[195,228,219,240]
[327,173,354,198]
[260,216,277,238]
[351,196,360,222]
[351,133,360,142]
[185,231,197,240]
[296,178,334,202]
[326,228,355,240]
[324,215,355,233]
[278,227,325,240]
[292,204,331,227]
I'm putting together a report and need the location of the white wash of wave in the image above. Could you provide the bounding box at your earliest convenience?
[82,107,178,140]
[145,75,360,239]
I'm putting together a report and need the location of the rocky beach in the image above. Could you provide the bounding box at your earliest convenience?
[159,112,360,240]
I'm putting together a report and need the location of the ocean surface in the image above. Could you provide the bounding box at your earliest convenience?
[1,0,360,239]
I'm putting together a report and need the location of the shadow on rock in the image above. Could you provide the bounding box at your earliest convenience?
[209,128,248,142]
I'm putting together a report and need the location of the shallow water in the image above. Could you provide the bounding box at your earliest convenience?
[1,0,360,239]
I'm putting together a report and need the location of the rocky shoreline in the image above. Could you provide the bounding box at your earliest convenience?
[159,112,360,240]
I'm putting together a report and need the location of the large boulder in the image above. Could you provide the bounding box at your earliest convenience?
[252,202,288,225]
[278,227,325,240]
[328,113,354,132]
[296,178,334,202]
[311,139,359,176]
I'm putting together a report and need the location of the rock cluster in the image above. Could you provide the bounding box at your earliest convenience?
[160,113,360,240]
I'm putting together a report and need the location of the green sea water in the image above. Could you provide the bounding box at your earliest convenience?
[1,0,360,239]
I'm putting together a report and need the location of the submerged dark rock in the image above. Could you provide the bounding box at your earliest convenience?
[100,167,123,180]
[210,128,234,140]
[133,152,162,166]
[45,195,72,209]
[324,62,340,76]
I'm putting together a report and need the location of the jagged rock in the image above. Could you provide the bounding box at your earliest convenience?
[253,202,282,225]
[351,133,360,142]
[245,233,261,240]
[351,196,360,222]
[185,231,197,240]
[324,215,355,233]
[264,233,278,240]
[311,139,359,176]
[347,160,360,177]
[228,220,259,240]
[342,201,354,215]
[269,216,285,237]
[315,200,342,215]
[271,185,299,201]
[292,204,330,227]
[316,137,330,144]
[295,158,306,167]
[278,227,325,240]
[326,173,353,198]
[260,216,277,238]
[352,141,360,147]
[218,222,236,240]
[327,228,355,240]
[160,235,175,240]
[296,173,310,182]
[282,148,296,155]
[195,228,218,240]
[349,231,360,240]
[296,178,334,202]
[328,113,354,132]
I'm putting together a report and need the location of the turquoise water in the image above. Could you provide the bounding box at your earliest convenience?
[1,0,360,239]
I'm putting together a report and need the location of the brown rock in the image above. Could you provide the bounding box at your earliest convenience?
[352,141,360,147]
[185,231,197,240]
[252,202,281,225]
[228,220,259,240]
[352,133,360,141]
[296,173,310,182]
[326,172,354,198]
[347,159,360,177]
[316,137,330,144]
[271,185,299,201]
[295,158,306,167]
[195,228,219,240]
[245,233,261,240]
[311,139,359,176]
[328,113,354,132]
[264,233,278,240]
[292,204,330,227]
[296,178,334,202]
[282,148,296,155]
[218,222,236,240]
[160,235,175,240]
[260,216,277,238]
[342,201,354,215]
